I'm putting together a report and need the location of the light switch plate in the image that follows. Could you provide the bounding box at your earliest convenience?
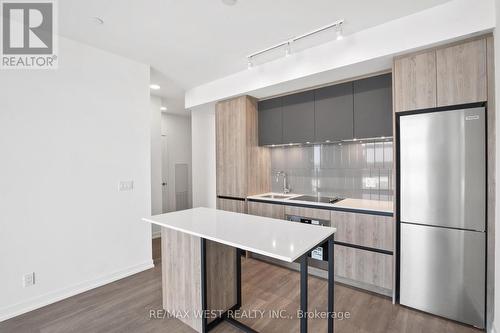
[119,180,134,191]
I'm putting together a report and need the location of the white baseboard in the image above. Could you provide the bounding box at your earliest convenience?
[152,230,161,239]
[0,260,154,322]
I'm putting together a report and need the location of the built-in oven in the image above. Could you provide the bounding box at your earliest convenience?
[286,214,330,262]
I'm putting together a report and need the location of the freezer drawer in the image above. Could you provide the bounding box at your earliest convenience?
[400,223,485,328]
[399,107,486,231]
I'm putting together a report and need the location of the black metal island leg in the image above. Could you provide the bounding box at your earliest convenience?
[200,237,334,333]
[300,254,308,333]
[328,236,335,333]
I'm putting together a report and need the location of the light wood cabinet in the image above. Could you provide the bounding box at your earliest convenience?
[334,244,393,292]
[162,228,237,331]
[216,96,270,198]
[393,37,488,111]
[216,198,246,213]
[394,50,437,112]
[436,39,487,106]
[248,201,284,219]
[330,211,393,251]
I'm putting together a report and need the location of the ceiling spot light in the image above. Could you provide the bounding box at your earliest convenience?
[160,106,167,111]
[325,140,330,143]
[336,22,344,40]
[92,16,104,25]
[149,84,160,90]
[222,0,237,5]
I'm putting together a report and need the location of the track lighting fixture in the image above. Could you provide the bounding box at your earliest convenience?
[246,19,344,69]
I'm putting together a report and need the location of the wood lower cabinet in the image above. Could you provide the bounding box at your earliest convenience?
[334,244,393,292]
[330,211,393,251]
[247,201,284,219]
[216,197,246,213]
[330,210,393,295]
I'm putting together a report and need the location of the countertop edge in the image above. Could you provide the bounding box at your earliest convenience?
[245,196,394,217]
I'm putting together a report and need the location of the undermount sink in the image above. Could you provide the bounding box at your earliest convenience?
[261,194,292,199]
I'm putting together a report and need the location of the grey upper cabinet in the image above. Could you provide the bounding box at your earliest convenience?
[258,97,283,145]
[282,91,315,143]
[314,82,354,142]
[353,74,393,139]
[258,74,393,146]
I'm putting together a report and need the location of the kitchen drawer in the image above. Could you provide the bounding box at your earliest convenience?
[331,211,393,251]
[335,244,393,291]
[248,201,284,219]
[284,206,331,221]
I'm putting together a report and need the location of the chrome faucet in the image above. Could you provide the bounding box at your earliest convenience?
[275,171,291,194]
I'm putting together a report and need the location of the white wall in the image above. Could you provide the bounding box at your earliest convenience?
[150,96,163,238]
[162,114,192,212]
[191,104,216,208]
[0,37,152,321]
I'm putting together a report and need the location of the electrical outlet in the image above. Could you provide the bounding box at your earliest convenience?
[23,272,35,287]
[119,180,134,191]
[365,177,378,189]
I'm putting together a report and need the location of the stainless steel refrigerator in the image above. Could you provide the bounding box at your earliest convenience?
[398,105,486,328]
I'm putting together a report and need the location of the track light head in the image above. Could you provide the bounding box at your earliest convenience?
[335,22,344,40]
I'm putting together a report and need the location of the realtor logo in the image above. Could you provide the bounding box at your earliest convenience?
[1,0,58,69]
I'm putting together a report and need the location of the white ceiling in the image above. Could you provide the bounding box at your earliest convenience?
[59,0,451,111]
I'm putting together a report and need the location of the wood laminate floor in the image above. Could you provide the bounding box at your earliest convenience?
[0,258,482,333]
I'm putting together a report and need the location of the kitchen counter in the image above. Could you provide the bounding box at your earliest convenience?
[247,193,394,216]
[143,207,336,333]
[143,207,336,262]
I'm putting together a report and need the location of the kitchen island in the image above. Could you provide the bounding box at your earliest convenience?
[143,207,336,333]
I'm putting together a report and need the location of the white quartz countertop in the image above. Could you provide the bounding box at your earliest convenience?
[143,207,336,263]
[247,193,393,214]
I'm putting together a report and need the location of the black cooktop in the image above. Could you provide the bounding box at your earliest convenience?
[293,195,343,204]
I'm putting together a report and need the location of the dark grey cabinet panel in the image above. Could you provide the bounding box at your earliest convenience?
[353,74,393,139]
[314,82,354,142]
[282,91,315,143]
[258,98,283,145]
